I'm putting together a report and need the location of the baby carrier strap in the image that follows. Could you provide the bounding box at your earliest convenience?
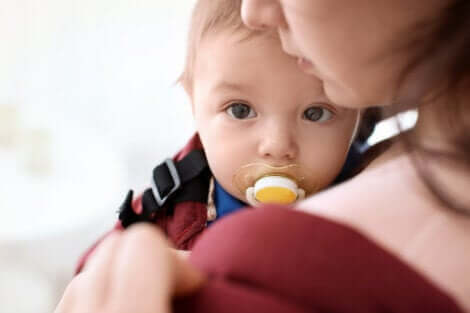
[119,149,211,228]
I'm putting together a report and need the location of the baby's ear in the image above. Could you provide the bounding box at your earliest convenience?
[178,71,192,95]
[181,80,192,96]
[183,86,195,115]
[190,100,196,118]
[182,84,197,116]
[176,73,196,115]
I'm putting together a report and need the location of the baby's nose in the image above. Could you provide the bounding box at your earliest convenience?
[257,125,298,161]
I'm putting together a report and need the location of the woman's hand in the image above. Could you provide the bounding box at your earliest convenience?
[54,224,205,313]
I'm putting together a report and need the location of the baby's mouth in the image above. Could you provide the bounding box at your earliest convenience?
[233,163,311,206]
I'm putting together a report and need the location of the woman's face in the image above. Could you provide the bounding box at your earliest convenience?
[241,0,449,109]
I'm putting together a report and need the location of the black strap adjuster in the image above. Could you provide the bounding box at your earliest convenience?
[151,158,181,206]
[118,149,210,228]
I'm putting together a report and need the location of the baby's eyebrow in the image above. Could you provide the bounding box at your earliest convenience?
[212,81,255,94]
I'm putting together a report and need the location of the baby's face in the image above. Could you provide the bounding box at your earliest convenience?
[191,31,359,202]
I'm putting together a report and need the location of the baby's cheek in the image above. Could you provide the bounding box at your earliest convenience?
[207,152,243,197]
[303,153,348,192]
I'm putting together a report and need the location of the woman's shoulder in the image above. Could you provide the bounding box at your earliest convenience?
[298,152,425,253]
[298,152,470,312]
[185,204,464,313]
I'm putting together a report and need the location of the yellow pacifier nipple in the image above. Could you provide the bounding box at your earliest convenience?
[233,163,307,206]
[245,175,305,206]
[254,176,299,204]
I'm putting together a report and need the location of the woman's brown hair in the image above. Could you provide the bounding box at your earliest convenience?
[395,0,470,213]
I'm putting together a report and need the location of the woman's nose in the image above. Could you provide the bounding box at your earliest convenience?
[241,0,284,31]
[258,126,298,162]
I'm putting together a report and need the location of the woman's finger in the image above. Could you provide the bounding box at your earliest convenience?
[172,249,206,297]
[82,232,122,309]
[54,232,122,313]
[84,232,121,273]
[172,248,191,260]
[107,224,175,313]
[105,224,206,313]
[54,274,81,313]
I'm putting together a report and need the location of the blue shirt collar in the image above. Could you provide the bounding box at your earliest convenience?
[212,179,246,223]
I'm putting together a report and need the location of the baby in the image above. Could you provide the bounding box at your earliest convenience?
[77,0,363,271]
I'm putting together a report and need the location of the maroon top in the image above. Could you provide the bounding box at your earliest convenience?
[174,205,465,313]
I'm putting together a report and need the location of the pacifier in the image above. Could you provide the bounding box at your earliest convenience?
[233,163,307,206]
[246,175,306,205]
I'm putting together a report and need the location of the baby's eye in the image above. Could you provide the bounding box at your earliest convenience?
[303,106,334,122]
[226,102,257,119]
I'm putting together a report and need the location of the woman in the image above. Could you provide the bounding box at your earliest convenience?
[55,0,470,312]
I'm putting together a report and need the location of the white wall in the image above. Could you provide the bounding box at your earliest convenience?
[1,0,197,188]
[0,1,196,312]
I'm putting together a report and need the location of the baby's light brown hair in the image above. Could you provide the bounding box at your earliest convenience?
[179,0,257,93]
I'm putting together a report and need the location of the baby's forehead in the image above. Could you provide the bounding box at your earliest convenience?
[195,31,286,72]
[194,33,319,84]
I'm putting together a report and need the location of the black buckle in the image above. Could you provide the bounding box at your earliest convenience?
[151,158,181,206]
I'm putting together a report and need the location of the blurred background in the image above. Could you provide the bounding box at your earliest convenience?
[1,1,195,312]
[0,1,416,312]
